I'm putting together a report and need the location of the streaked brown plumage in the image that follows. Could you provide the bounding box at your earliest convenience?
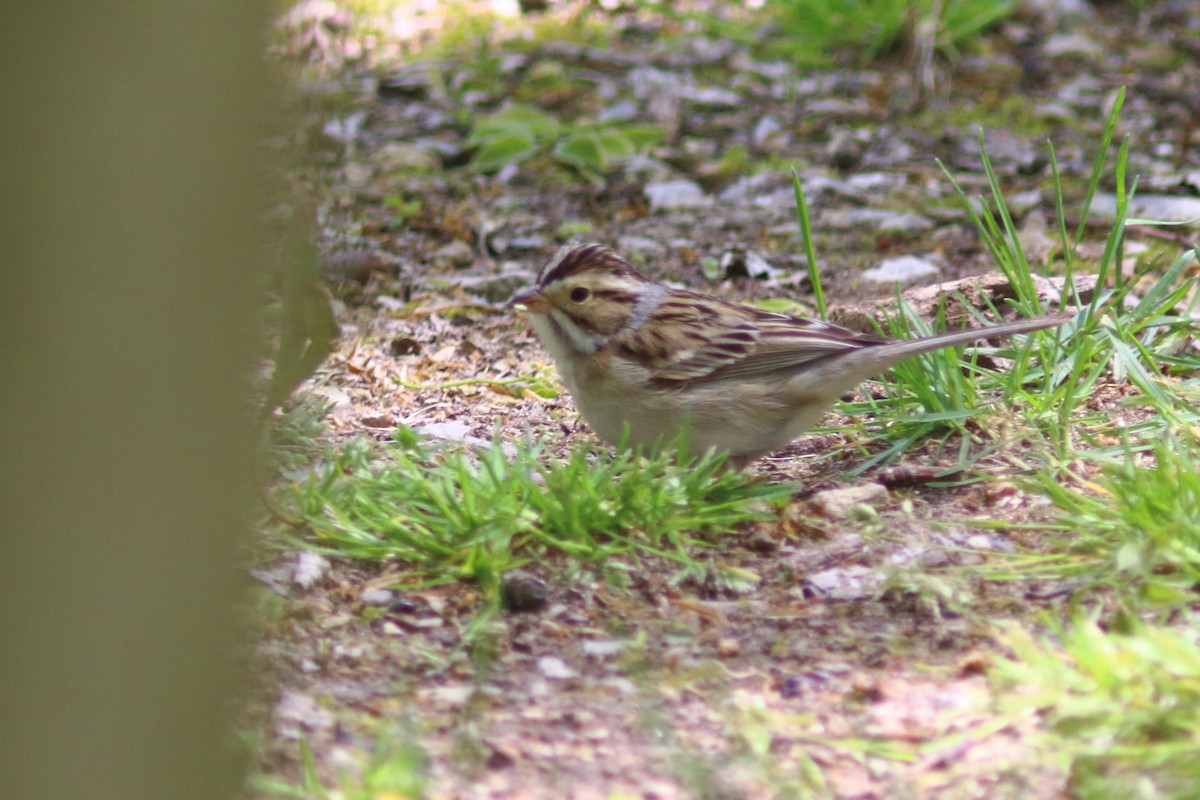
[510,243,1071,467]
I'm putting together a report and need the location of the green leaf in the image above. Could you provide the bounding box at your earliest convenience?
[469,104,559,143]
[470,133,537,172]
[1128,248,1197,325]
[1142,580,1195,605]
[553,133,605,173]
[618,125,662,150]
[594,130,636,162]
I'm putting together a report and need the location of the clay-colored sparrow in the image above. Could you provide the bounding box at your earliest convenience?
[510,243,1069,467]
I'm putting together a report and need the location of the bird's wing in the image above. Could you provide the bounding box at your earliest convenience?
[611,292,889,385]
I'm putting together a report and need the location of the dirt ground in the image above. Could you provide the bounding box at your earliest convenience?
[250,2,1200,797]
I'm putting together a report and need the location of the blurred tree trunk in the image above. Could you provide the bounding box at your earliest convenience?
[0,4,266,799]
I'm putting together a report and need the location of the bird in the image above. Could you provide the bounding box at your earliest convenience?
[509,243,1070,468]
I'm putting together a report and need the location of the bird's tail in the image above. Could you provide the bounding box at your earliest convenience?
[880,312,1073,360]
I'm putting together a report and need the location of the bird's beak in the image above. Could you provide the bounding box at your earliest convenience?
[507,286,549,313]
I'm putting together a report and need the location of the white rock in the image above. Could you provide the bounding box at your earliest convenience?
[805,565,885,601]
[682,85,742,108]
[537,656,578,679]
[1042,32,1102,58]
[598,99,638,123]
[862,255,940,283]
[845,172,902,192]
[413,420,473,442]
[644,179,711,211]
[823,208,932,232]
[617,235,667,256]
[360,588,394,606]
[581,639,628,657]
[1092,193,1200,225]
[811,483,889,518]
[292,552,329,590]
[752,115,783,147]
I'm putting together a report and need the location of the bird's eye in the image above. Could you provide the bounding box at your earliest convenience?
[569,286,591,303]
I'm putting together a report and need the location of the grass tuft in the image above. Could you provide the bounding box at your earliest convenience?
[252,730,429,800]
[993,616,1200,798]
[1029,432,1200,602]
[283,429,792,601]
[833,92,1198,476]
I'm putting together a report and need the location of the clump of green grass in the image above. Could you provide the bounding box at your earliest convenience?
[993,616,1200,798]
[911,89,1200,599]
[766,0,1017,64]
[864,87,1200,604]
[843,295,1072,474]
[285,429,789,601]
[647,0,1015,66]
[794,88,1198,479]
[467,103,660,183]
[793,161,1074,475]
[252,731,429,800]
[1021,432,1200,602]
[943,89,1197,453]
[420,0,613,59]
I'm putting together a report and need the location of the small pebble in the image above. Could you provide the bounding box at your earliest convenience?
[716,638,741,658]
[501,571,549,613]
[811,483,888,519]
[537,655,577,679]
[360,588,394,606]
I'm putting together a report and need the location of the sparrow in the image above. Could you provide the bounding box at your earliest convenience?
[510,243,1069,467]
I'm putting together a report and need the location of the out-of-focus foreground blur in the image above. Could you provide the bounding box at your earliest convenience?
[0,4,266,799]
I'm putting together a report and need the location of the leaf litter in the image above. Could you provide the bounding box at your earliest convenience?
[251,2,1200,798]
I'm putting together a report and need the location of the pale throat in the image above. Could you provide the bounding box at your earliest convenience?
[548,282,667,354]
